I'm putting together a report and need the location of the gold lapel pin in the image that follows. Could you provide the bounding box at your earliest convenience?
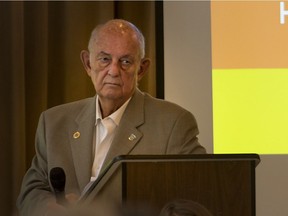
[128,134,136,141]
[73,131,80,139]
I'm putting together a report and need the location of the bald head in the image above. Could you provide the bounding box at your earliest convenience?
[88,19,145,59]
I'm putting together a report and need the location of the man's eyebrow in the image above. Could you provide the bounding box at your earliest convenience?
[96,52,134,60]
[97,51,110,56]
[120,54,134,59]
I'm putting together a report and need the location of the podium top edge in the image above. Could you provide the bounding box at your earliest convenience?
[79,154,260,201]
[112,153,261,166]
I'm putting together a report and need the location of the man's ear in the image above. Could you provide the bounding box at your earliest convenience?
[138,58,151,81]
[80,50,91,75]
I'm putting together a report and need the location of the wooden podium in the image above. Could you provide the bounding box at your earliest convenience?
[79,154,260,216]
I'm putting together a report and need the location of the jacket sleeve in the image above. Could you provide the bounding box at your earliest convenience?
[166,110,206,154]
[17,113,57,216]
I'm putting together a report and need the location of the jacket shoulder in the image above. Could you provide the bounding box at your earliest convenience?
[42,97,95,121]
[143,93,190,114]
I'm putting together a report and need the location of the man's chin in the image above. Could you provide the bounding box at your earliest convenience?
[99,90,122,100]
[99,90,133,103]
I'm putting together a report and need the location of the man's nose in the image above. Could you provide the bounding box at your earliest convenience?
[107,61,120,77]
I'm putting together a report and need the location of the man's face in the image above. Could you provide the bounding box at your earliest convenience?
[88,31,142,104]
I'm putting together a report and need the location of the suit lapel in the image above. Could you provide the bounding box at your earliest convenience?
[70,97,96,191]
[102,89,145,168]
[70,90,145,183]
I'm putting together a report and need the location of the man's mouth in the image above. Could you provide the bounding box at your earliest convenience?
[105,82,121,86]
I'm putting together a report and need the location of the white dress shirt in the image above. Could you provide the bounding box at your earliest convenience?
[91,96,131,181]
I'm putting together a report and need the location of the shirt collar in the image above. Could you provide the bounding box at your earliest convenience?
[95,96,131,126]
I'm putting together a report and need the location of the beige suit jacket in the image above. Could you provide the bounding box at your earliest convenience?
[17,89,205,216]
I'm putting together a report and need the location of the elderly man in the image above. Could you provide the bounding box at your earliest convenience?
[17,19,206,216]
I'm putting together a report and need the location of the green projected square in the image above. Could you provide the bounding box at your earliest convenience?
[213,68,288,154]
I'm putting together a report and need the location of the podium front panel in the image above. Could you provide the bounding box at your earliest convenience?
[80,155,259,216]
[122,160,255,216]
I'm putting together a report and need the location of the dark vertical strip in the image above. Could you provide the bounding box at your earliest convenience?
[122,163,127,204]
[251,161,256,216]
[0,3,13,215]
[114,1,120,19]
[155,0,164,99]
[47,1,65,107]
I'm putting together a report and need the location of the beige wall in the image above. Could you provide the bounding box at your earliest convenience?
[164,1,213,153]
[163,1,288,215]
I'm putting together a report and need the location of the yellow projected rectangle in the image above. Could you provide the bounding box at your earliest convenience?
[211,1,288,154]
[213,68,288,154]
